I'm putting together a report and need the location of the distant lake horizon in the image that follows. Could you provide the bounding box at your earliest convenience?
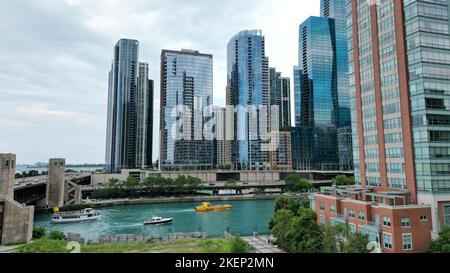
[15,165,104,174]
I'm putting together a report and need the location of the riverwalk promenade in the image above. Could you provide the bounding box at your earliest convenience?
[243,235,284,253]
[78,194,279,208]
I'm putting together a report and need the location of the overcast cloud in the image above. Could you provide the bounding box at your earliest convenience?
[0,0,318,164]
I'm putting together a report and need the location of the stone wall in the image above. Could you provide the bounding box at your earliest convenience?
[0,195,34,245]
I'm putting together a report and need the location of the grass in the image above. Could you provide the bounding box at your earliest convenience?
[16,237,250,253]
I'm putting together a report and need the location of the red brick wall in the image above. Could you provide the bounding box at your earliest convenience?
[313,194,432,253]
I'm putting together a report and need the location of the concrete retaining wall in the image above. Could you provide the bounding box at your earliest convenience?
[0,195,34,245]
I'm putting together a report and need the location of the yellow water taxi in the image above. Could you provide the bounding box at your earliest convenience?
[195,202,232,212]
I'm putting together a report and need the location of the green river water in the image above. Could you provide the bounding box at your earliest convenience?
[34,199,276,240]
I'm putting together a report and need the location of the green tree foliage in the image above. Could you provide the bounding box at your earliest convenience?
[92,175,204,199]
[343,232,370,253]
[428,226,450,253]
[32,227,46,239]
[229,237,250,253]
[322,224,349,253]
[217,164,232,170]
[225,179,237,187]
[332,175,355,186]
[284,174,313,192]
[269,196,310,229]
[271,207,322,253]
[123,176,140,188]
[49,231,65,241]
[274,196,302,213]
[15,170,41,179]
[271,208,323,253]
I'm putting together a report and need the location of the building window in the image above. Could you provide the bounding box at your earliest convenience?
[401,217,411,228]
[330,205,336,213]
[349,209,355,218]
[320,215,326,225]
[383,233,393,249]
[320,203,325,211]
[349,223,356,234]
[420,215,428,221]
[2,160,9,168]
[444,205,450,226]
[358,211,365,221]
[383,216,392,227]
[402,234,412,251]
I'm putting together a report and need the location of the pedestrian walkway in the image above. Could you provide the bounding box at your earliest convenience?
[0,245,22,253]
[243,235,284,253]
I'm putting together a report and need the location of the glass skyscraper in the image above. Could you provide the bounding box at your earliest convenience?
[226,30,270,170]
[105,39,153,173]
[270,67,291,128]
[160,49,214,171]
[293,0,352,170]
[295,16,339,170]
[105,39,139,173]
[136,63,154,169]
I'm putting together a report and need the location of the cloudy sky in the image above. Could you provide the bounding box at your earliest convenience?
[0,0,318,164]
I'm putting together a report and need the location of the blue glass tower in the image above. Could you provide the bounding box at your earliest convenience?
[160,49,214,171]
[227,30,270,170]
[321,0,351,128]
[292,0,352,170]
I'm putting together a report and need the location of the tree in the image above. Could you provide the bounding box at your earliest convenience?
[332,175,355,186]
[428,226,450,253]
[284,174,313,192]
[123,176,140,188]
[229,237,250,253]
[344,232,370,253]
[186,176,201,188]
[225,179,237,187]
[322,224,349,253]
[107,178,120,188]
[274,196,301,214]
[49,231,65,241]
[285,209,323,253]
[32,227,46,239]
[271,208,322,253]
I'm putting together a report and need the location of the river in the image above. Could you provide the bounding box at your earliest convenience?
[34,199,276,240]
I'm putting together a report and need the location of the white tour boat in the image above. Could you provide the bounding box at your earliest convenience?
[144,216,173,225]
[51,208,102,224]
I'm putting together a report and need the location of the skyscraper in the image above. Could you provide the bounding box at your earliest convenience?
[106,39,139,173]
[295,16,339,170]
[136,63,154,169]
[227,30,271,170]
[348,0,450,237]
[311,0,450,253]
[160,49,214,171]
[292,0,352,171]
[214,106,232,168]
[270,68,291,128]
[105,39,153,173]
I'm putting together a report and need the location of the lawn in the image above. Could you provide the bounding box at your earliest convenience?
[16,237,250,253]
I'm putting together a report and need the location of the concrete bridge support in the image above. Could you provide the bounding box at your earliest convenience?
[0,154,15,199]
[46,158,66,208]
[0,153,33,245]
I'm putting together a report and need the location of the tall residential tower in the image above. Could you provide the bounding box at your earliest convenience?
[226,30,271,170]
[311,0,450,253]
[105,39,153,173]
[160,49,214,171]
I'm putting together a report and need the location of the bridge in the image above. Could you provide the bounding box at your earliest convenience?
[13,173,91,206]
[12,169,348,206]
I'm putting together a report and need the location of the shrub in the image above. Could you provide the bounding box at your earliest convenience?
[32,227,46,239]
[229,237,250,253]
[49,231,65,241]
